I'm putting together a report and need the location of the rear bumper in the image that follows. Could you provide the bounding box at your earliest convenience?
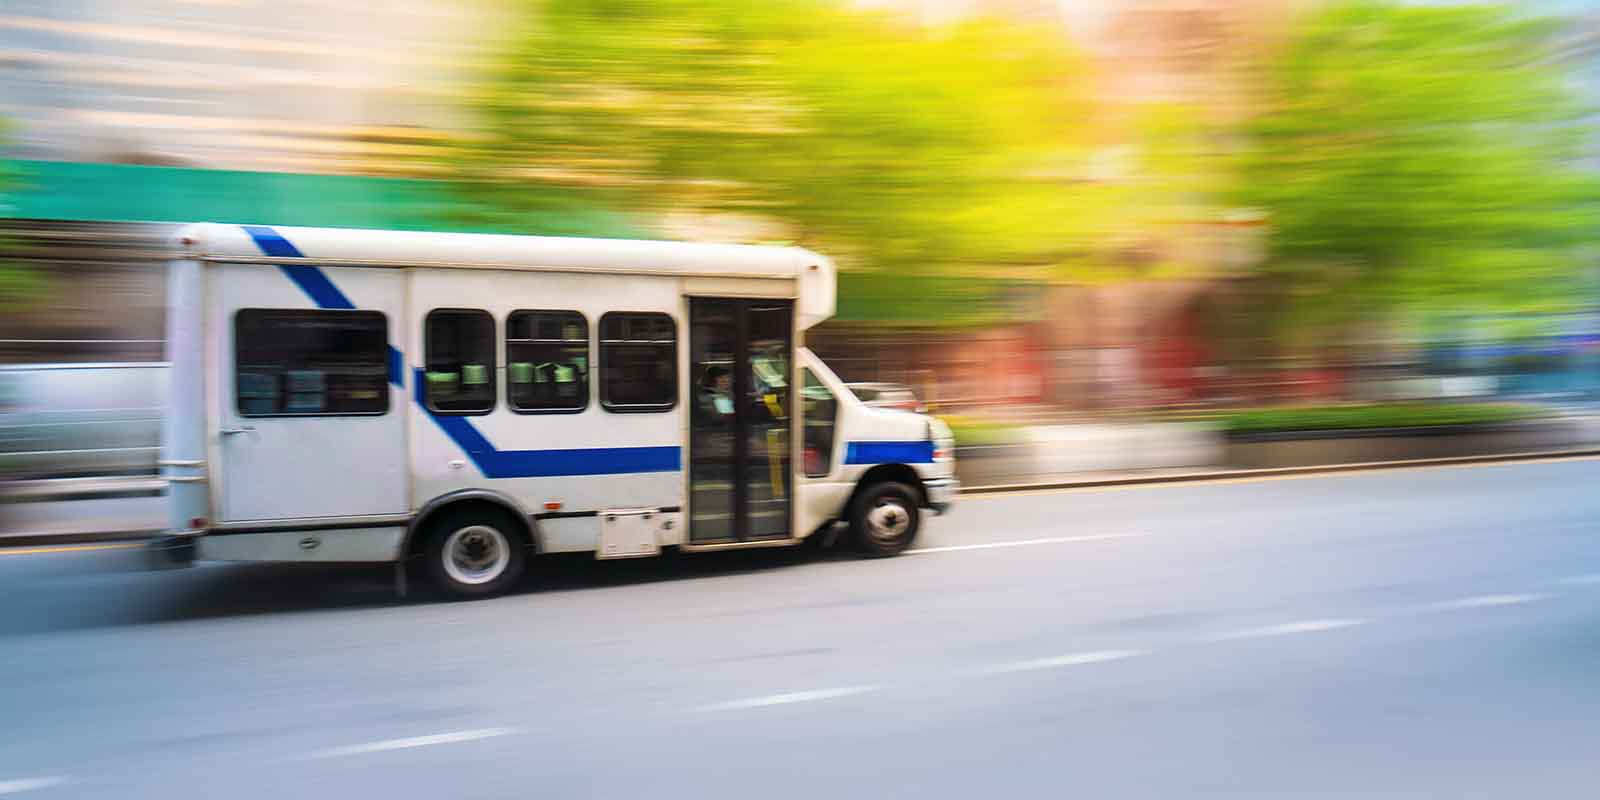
[925,477,959,515]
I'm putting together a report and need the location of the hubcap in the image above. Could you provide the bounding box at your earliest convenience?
[866,498,912,542]
[442,525,510,586]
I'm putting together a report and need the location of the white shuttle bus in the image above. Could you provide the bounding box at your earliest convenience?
[154,224,957,597]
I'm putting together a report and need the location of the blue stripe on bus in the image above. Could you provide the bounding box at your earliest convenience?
[241,224,680,479]
[243,225,400,388]
[386,346,403,388]
[412,369,680,478]
[242,225,356,310]
[845,441,935,465]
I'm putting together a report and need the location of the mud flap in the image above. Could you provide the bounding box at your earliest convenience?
[144,535,197,570]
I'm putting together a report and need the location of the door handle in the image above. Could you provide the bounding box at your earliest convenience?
[220,426,256,436]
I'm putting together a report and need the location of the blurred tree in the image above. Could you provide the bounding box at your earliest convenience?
[453,0,1103,321]
[1233,1,1600,342]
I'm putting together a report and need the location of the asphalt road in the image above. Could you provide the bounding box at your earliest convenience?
[2,459,1599,798]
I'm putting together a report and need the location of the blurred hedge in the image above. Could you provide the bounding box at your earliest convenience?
[1214,403,1546,435]
[938,415,1026,447]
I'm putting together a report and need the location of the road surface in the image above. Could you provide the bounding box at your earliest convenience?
[2,459,1598,798]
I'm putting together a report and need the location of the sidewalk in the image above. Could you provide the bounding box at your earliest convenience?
[954,408,1600,485]
[956,421,1219,487]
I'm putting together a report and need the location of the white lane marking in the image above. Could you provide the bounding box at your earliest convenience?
[1209,618,1365,641]
[979,649,1148,675]
[0,777,68,795]
[1421,593,1549,611]
[1555,574,1600,586]
[908,533,1149,555]
[692,685,881,713]
[302,727,519,760]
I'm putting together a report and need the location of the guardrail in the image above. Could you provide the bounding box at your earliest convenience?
[0,476,167,504]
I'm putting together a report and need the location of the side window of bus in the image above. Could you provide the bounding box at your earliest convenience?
[600,312,676,412]
[802,368,837,477]
[507,310,588,413]
[425,309,496,415]
[235,309,389,417]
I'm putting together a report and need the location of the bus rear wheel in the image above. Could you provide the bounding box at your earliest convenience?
[850,481,921,557]
[422,508,528,598]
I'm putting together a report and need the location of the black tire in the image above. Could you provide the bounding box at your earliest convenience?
[849,481,922,557]
[421,507,529,598]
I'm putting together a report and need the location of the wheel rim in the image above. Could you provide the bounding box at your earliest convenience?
[865,497,912,542]
[442,525,511,586]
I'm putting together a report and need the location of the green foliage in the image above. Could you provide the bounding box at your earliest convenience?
[0,124,46,310]
[1232,1,1600,331]
[456,0,1097,287]
[936,414,1025,447]
[0,263,46,309]
[836,271,1038,327]
[1215,402,1544,435]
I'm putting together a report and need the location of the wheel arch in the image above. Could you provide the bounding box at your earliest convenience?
[404,489,537,560]
[841,463,927,519]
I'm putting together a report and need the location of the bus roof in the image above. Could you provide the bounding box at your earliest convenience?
[176,222,837,328]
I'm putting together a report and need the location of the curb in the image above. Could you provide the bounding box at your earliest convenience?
[958,447,1600,495]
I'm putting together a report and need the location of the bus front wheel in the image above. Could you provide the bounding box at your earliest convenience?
[422,507,528,598]
[850,482,921,557]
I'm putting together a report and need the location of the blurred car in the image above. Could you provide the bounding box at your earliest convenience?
[0,364,164,480]
[846,382,925,413]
